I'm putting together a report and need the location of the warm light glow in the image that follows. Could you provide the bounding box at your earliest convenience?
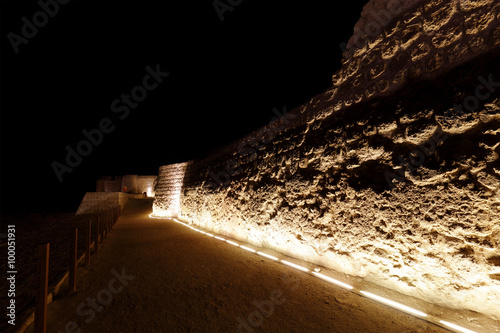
[312,272,353,290]
[148,212,489,331]
[257,252,278,261]
[147,212,493,331]
[439,321,477,333]
[152,162,188,217]
[360,291,427,317]
[240,246,256,253]
[281,260,309,272]
[226,240,239,246]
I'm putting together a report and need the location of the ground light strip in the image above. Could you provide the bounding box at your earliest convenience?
[257,251,279,261]
[281,260,309,272]
[360,291,427,317]
[149,214,480,333]
[240,245,256,253]
[439,321,478,333]
[312,271,353,290]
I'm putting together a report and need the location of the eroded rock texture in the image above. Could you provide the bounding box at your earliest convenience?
[153,163,188,217]
[336,0,500,107]
[154,0,500,319]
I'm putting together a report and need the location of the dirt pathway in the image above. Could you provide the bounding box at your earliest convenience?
[27,199,447,333]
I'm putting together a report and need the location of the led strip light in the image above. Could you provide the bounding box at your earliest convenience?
[360,291,427,317]
[149,214,480,333]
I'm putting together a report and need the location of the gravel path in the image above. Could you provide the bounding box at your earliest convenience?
[26,199,447,333]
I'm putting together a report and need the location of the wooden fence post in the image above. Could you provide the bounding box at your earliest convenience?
[85,221,91,268]
[69,228,77,294]
[95,217,99,253]
[101,214,105,242]
[35,243,49,333]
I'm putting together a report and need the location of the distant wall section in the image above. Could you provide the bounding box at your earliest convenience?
[76,192,129,215]
[96,175,157,196]
[137,176,157,196]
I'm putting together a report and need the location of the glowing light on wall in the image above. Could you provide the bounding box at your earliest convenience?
[151,162,189,218]
[281,260,309,272]
[149,215,485,333]
[240,246,256,253]
[439,321,477,333]
[257,251,278,261]
[312,272,353,290]
[360,291,427,317]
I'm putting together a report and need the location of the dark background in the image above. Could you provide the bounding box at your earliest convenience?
[0,0,368,213]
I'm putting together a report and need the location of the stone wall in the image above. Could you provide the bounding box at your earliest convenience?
[333,0,500,108]
[76,192,129,215]
[96,175,156,195]
[122,175,138,193]
[104,176,122,192]
[153,0,500,319]
[153,162,189,217]
[96,178,106,192]
[136,176,157,196]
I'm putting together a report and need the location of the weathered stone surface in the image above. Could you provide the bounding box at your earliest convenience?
[136,176,157,196]
[154,0,500,320]
[104,176,122,192]
[96,175,156,195]
[153,162,189,217]
[122,175,138,193]
[340,0,499,106]
[76,192,129,215]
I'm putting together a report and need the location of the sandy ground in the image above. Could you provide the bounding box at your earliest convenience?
[25,199,449,333]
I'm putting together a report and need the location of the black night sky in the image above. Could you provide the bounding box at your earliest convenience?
[0,0,368,213]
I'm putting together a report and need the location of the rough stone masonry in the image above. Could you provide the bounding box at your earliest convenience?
[154,0,500,320]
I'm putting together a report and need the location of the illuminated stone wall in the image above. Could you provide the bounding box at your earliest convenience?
[96,175,156,195]
[76,192,129,215]
[333,0,500,108]
[122,175,138,193]
[136,176,157,197]
[154,0,500,319]
[153,162,189,217]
